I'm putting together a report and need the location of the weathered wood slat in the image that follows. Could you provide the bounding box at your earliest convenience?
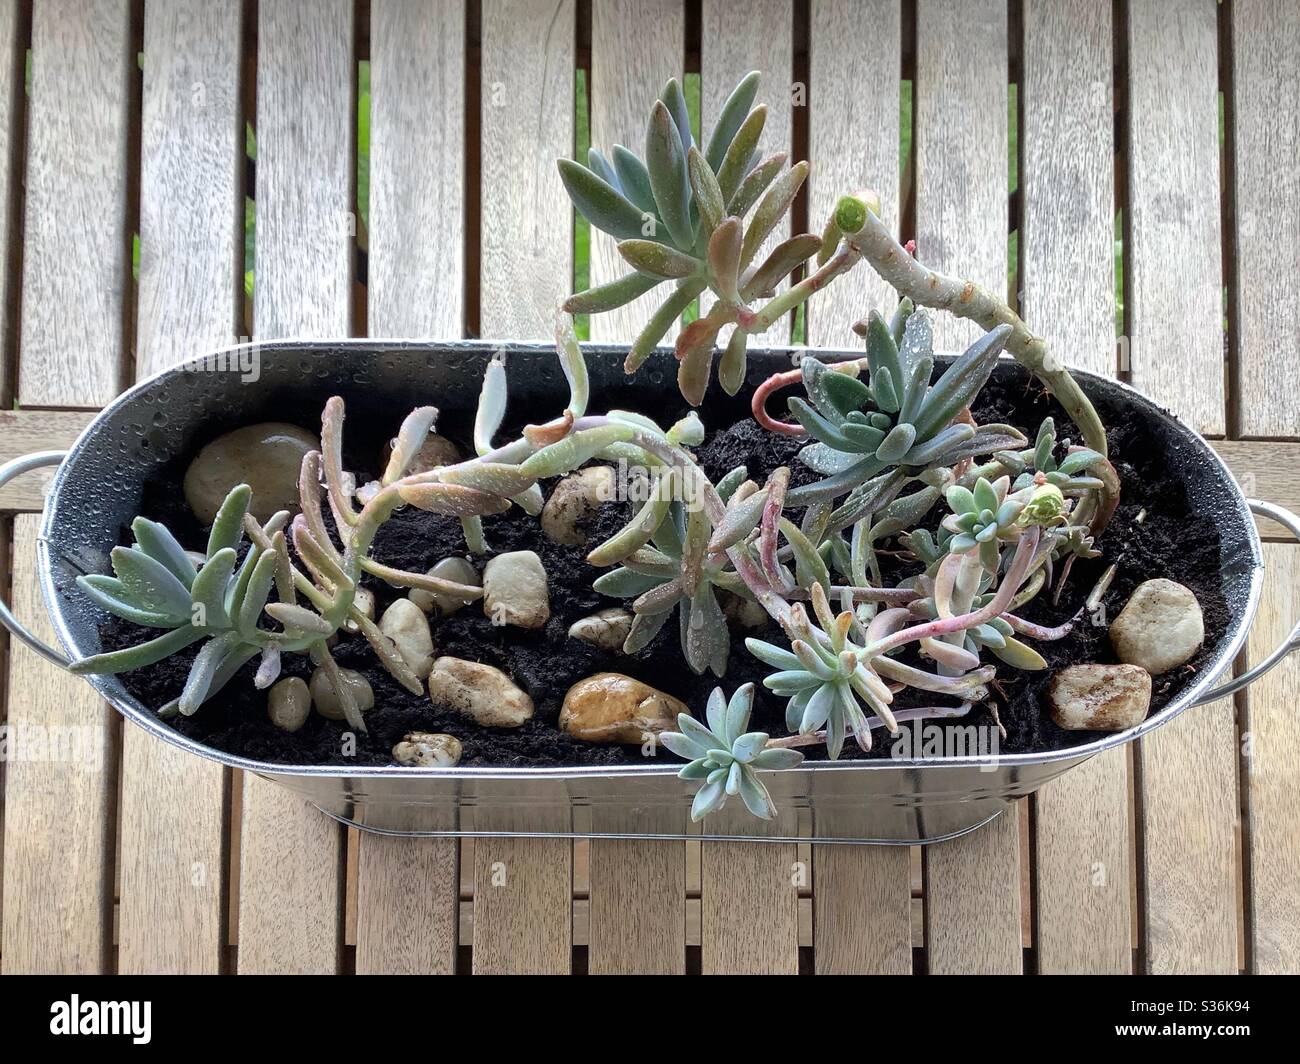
[807,0,901,346]
[1127,0,1239,976]
[813,844,912,974]
[701,0,792,345]
[0,0,22,397]
[924,808,1022,974]
[0,410,95,509]
[587,0,682,344]
[18,0,131,406]
[236,0,354,975]
[915,0,1008,352]
[368,0,465,342]
[1244,544,1300,973]
[1020,0,1115,378]
[583,0,688,976]
[479,0,574,339]
[1,516,116,973]
[913,0,1022,974]
[701,830,800,974]
[474,0,575,974]
[1021,0,1132,975]
[353,0,467,975]
[1125,0,1224,435]
[805,1,914,973]
[1231,0,1300,436]
[116,0,244,975]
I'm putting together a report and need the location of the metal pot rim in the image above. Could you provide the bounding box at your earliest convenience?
[34,338,1265,780]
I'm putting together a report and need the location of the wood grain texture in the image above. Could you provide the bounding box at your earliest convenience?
[1022,0,1131,975]
[1,517,115,973]
[701,0,793,345]
[813,843,912,973]
[913,0,1022,975]
[368,0,465,340]
[914,0,1008,352]
[701,838,800,973]
[1243,544,1300,973]
[0,410,95,509]
[354,0,467,975]
[18,0,131,406]
[116,0,244,974]
[587,0,682,344]
[1138,696,1240,973]
[470,836,572,973]
[1125,0,1224,434]
[587,830,685,974]
[236,0,354,975]
[252,0,354,340]
[135,0,244,380]
[0,0,22,397]
[1034,751,1133,972]
[1213,440,1300,536]
[478,0,574,338]
[1230,0,1300,436]
[355,831,458,974]
[924,805,1022,973]
[807,0,901,346]
[1019,0,1115,377]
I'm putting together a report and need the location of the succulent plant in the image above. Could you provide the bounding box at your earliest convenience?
[559,73,838,404]
[659,684,803,821]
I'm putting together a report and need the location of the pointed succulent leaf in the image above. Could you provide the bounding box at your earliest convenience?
[78,575,182,627]
[189,546,237,629]
[206,484,252,558]
[235,549,279,634]
[110,546,194,619]
[797,441,866,475]
[1034,417,1057,471]
[889,298,915,344]
[715,104,767,207]
[398,483,512,517]
[737,768,776,820]
[719,327,748,395]
[728,151,786,218]
[384,405,441,483]
[740,161,808,269]
[675,756,711,779]
[751,747,804,770]
[687,147,725,234]
[900,422,977,467]
[897,355,934,427]
[745,637,803,671]
[676,315,723,407]
[557,158,651,241]
[68,624,208,675]
[617,239,699,279]
[178,632,242,716]
[587,147,621,190]
[626,279,705,373]
[610,144,657,214]
[785,455,885,507]
[659,77,693,151]
[780,517,830,591]
[691,779,727,822]
[556,316,590,418]
[715,465,749,504]
[520,425,634,479]
[131,517,197,589]
[741,233,822,300]
[912,324,1011,440]
[864,310,904,411]
[705,71,761,171]
[709,487,768,552]
[645,100,694,248]
[1057,448,1105,476]
[705,687,728,737]
[731,731,768,764]
[725,683,755,745]
[623,608,672,654]
[787,397,857,452]
[707,217,743,304]
[565,271,662,314]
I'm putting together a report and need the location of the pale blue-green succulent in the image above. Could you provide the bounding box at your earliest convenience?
[659,684,803,821]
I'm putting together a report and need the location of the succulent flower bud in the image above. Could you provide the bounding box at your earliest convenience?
[1017,483,1066,527]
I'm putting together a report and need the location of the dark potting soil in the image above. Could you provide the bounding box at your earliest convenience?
[100,375,1232,769]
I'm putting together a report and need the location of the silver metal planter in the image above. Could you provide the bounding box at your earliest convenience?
[3,340,1297,844]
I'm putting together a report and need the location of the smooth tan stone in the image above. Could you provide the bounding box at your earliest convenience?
[267,676,311,732]
[482,550,549,629]
[183,422,317,524]
[409,556,480,615]
[541,466,617,545]
[1048,664,1152,731]
[567,608,634,651]
[309,667,375,721]
[559,672,687,744]
[1109,578,1204,676]
[379,597,435,679]
[427,656,533,727]
[392,731,462,767]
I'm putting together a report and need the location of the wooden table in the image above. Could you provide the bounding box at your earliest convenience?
[1,0,1297,975]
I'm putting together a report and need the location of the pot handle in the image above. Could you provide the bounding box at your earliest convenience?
[0,451,73,668]
[1191,498,1300,706]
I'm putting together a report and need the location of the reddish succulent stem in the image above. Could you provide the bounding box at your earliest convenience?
[751,368,806,436]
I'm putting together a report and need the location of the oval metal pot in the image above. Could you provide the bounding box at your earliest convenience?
[2,340,1297,844]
